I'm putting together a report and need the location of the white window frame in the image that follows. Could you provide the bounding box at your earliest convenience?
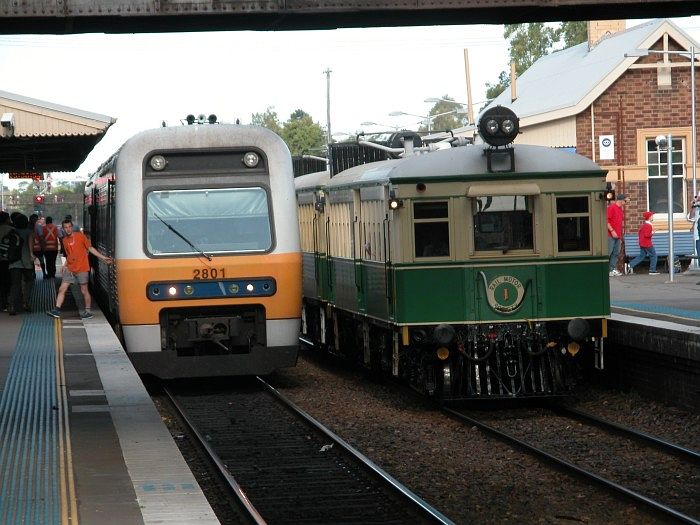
[646,136,686,218]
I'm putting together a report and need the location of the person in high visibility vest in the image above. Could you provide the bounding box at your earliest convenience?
[42,216,60,279]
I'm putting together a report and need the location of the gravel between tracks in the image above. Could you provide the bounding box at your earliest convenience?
[267,351,699,525]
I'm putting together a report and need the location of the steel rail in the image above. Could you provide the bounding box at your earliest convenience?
[256,376,454,525]
[553,406,700,463]
[163,387,267,525]
[443,407,700,525]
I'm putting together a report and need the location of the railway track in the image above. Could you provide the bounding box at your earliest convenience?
[443,405,700,525]
[165,378,452,525]
[552,405,700,462]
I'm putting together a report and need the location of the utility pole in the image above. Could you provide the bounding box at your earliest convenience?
[324,68,332,144]
[463,48,475,126]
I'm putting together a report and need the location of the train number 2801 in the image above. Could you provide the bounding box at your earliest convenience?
[193,268,225,280]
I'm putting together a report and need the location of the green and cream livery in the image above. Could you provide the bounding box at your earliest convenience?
[295,107,610,400]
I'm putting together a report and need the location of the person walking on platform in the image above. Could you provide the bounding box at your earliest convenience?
[0,212,12,312]
[47,218,112,320]
[607,194,626,276]
[42,216,60,279]
[8,213,36,315]
[689,192,700,260]
[29,214,47,279]
[627,211,659,275]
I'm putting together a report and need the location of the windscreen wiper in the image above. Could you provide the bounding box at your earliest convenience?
[153,213,212,261]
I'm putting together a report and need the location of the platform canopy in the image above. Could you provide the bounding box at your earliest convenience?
[0,90,115,173]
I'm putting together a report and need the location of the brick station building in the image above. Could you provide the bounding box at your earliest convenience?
[472,18,700,243]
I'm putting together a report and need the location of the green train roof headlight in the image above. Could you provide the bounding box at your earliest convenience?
[478,106,520,147]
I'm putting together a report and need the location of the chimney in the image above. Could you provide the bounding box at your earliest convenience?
[510,62,517,102]
[587,20,626,50]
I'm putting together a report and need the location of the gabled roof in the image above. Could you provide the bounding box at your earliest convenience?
[0,89,115,172]
[483,18,700,128]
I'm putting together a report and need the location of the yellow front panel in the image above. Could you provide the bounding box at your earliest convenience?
[116,252,302,325]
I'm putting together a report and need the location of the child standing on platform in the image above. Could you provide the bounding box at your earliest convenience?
[628,211,660,275]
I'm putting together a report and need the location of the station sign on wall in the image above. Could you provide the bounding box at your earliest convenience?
[598,135,615,160]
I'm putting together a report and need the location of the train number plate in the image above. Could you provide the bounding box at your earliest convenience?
[193,268,226,280]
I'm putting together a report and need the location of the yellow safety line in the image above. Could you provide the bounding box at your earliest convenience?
[55,319,79,525]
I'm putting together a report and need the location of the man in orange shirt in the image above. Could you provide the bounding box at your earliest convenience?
[47,218,112,320]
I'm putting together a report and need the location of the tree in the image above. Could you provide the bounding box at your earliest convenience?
[279,110,326,156]
[4,178,84,220]
[485,21,587,100]
[251,106,282,135]
[560,21,588,48]
[423,96,466,132]
[251,106,326,156]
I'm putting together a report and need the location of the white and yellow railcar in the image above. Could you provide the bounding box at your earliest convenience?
[84,124,301,378]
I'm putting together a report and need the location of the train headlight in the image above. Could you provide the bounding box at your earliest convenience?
[168,286,177,296]
[389,198,403,210]
[183,285,194,295]
[150,155,167,171]
[567,342,580,356]
[243,152,259,168]
[229,283,239,294]
[436,347,450,360]
[501,119,516,134]
[388,189,403,210]
[478,106,520,147]
[433,324,455,345]
[246,283,255,292]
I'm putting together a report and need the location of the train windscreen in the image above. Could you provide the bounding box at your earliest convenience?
[145,187,272,255]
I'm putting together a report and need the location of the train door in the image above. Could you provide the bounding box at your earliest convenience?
[313,190,334,305]
[353,189,366,313]
[470,193,538,321]
[359,186,391,321]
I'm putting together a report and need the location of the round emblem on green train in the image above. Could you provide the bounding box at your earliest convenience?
[486,275,526,313]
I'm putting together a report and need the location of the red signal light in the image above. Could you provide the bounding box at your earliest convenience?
[34,195,45,205]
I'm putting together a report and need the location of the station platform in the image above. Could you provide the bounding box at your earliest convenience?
[607,268,700,411]
[610,267,700,326]
[0,275,219,524]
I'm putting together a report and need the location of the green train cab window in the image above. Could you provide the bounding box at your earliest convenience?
[414,201,450,258]
[473,195,533,252]
[145,187,272,255]
[555,196,590,252]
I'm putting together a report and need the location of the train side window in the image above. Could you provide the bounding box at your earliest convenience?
[414,201,450,258]
[473,195,533,252]
[555,196,590,252]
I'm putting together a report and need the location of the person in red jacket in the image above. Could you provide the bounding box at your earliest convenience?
[627,211,659,275]
[607,194,626,276]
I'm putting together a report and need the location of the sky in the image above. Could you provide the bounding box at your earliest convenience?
[0,15,699,187]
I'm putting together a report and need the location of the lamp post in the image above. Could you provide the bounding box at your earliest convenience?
[389,109,465,132]
[360,121,401,130]
[656,135,676,282]
[627,47,697,268]
[424,97,467,121]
